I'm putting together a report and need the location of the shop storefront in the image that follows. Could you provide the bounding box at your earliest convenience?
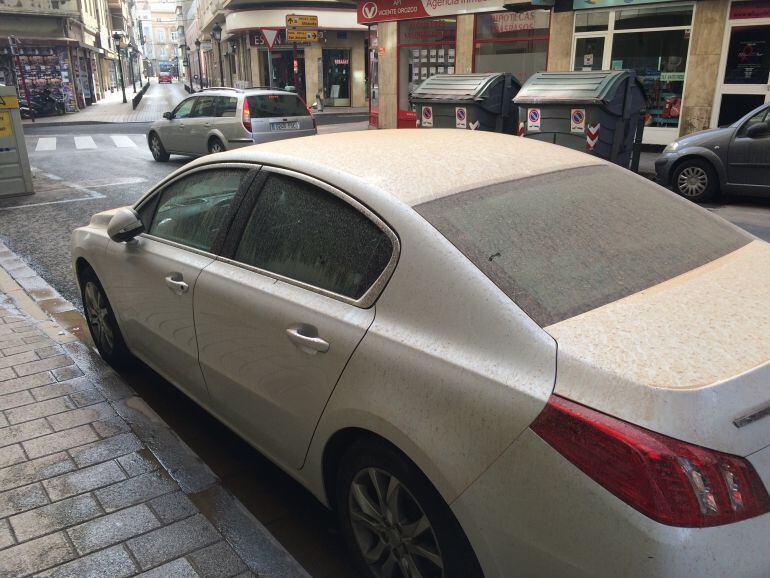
[571,1,694,145]
[712,0,770,127]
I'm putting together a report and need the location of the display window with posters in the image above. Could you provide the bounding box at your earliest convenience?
[398,17,457,128]
[474,10,550,82]
[0,44,78,114]
[571,2,693,145]
[324,49,352,106]
[369,25,379,127]
[712,0,770,128]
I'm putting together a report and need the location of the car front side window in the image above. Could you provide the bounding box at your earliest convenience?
[737,108,769,137]
[173,98,195,119]
[147,168,245,252]
[233,173,394,301]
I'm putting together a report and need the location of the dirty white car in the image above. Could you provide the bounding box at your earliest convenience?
[72,131,770,578]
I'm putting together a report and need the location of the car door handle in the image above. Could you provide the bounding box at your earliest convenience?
[164,273,189,295]
[286,325,329,354]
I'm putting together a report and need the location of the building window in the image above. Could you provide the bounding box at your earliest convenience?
[369,25,379,127]
[572,4,693,136]
[474,10,550,82]
[398,17,457,128]
[322,49,351,106]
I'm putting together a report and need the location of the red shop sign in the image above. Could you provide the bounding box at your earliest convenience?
[358,0,508,24]
[730,1,770,19]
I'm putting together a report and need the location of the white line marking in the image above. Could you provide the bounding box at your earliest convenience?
[111,135,137,148]
[74,136,97,149]
[35,138,57,152]
[0,176,146,211]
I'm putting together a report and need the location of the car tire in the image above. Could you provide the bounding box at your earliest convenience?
[336,438,483,578]
[672,159,718,203]
[208,137,225,155]
[149,132,170,162]
[80,268,132,368]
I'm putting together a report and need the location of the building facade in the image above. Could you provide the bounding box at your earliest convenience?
[359,0,770,144]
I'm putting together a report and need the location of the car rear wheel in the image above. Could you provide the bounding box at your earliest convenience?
[80,268,131,368]
[208,137,225,154]
[336,438,482,578]
[672,159,718,203]
[149,132,170,162]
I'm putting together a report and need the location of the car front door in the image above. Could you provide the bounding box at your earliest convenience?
[728,107,770,192]
[162,97,196,153]
[105,166,250,402]
[194,169,397,468]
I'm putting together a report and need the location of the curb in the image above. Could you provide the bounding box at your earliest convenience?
[0,242,310,578]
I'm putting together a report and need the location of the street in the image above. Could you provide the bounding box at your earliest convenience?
[1,80,769,578]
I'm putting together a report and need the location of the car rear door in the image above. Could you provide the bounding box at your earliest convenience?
[728,107,770,191]
[194,168,397,469]
[247,93,315,144]
[105,165,253,403]
[187,95,217,155]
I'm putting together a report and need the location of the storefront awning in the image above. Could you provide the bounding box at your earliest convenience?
[226,8,365,33]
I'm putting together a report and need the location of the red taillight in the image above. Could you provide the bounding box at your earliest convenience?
[531,395,770,527]
[242,98,252,132]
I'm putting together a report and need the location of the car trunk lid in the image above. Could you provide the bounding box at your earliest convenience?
[546,240,770,457]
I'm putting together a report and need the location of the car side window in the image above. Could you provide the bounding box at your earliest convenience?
[215,96,238,117]
[737,109,769,137]
[233,174,394,300]
[173,98,195,119]
[147,168,245,252]
[191,96,216,118]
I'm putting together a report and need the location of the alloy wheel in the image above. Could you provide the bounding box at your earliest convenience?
[210,140,223,153]
[676,166,708,197]
[150,135,161,157]
[349,467,444,578]
[84,281,114,355]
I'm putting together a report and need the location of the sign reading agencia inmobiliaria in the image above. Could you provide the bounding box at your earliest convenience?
[357,0,514,24]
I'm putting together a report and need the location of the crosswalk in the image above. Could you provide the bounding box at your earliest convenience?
[30,134,147,153]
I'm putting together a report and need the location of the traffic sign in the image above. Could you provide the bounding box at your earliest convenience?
[286,14,318,27]
[287,29,318,42]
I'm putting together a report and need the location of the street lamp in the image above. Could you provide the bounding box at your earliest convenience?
[212,23,224,87]
[128,43,137,93]
[194,39,204,90]
[112,32,127,104]
[181,44,192,91]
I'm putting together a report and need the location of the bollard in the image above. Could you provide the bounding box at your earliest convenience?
[0,86,34,197]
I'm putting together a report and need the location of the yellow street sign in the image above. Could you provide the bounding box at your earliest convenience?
[0,95,20,109]
[286,14,318,27]
[0,112,13,138]
[286,29,319,42]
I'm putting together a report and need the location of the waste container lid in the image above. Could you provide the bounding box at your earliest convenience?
[513,70,640,106]
[411,73,510,103]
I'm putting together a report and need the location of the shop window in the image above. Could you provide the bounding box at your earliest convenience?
[474,10,550,81]
[614,5,693,31]
[611,29,689,129]
[369,25,379,127]
[575,11,609,33]
[398,17,457,127]
[722,24,770,85]
[574,37,605,71]
[323,49,351,106]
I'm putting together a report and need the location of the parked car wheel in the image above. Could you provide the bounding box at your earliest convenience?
[208,137,225,154]
[336,438,483,578]
[149,132,170,162]
[672,158,718,203]
[80,268,131,368]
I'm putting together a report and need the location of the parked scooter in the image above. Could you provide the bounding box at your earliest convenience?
[19,87,66,118]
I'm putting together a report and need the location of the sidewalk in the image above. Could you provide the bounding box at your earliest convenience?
[22,80,189,126]
[0,243,308,578]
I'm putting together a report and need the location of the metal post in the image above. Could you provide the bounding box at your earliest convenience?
[129,53,137,93]
[113,34,127,104]
[195,41,204,90]
[12,40,34,122]
[267,47,274,88]
[216,42,224,86]
[293,41,298,89]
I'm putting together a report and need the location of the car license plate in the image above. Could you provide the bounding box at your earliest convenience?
[271,121,300,131]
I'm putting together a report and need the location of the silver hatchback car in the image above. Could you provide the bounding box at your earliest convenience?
[147,87,316,161]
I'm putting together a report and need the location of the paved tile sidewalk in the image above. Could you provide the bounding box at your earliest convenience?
[0,243,308,578]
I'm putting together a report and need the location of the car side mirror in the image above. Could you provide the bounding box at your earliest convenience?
[163,111,173,120]
[107,207,145,243]
[746,122,769,139]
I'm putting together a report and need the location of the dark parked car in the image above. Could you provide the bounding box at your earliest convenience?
[655,102,770,202]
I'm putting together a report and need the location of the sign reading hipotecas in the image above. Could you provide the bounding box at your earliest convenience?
[358,0,512,24]
[455,107,466,129]
[570,108,585,134]
[421,106,433,127]
[527,108,540,131]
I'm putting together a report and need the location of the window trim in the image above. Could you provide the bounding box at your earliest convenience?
[219,166,401,309]
[133,162,258,258]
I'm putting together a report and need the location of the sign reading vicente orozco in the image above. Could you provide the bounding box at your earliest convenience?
[357,0,513,24]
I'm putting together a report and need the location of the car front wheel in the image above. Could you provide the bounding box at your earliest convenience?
[672,159,718,203]
[336,438,483,578]
[81,268,131,368]
[149,132,170,162]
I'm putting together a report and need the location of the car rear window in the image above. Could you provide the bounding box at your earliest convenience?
[247,94,309,118]
[416,165,751,327]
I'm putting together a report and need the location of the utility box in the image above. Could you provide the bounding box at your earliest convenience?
[411,73,521,133]
[513,70,646,168]
[0,86,34,198]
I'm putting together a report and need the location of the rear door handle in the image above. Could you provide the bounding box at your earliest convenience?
[165,273,189,295]
[286,324,329,354]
